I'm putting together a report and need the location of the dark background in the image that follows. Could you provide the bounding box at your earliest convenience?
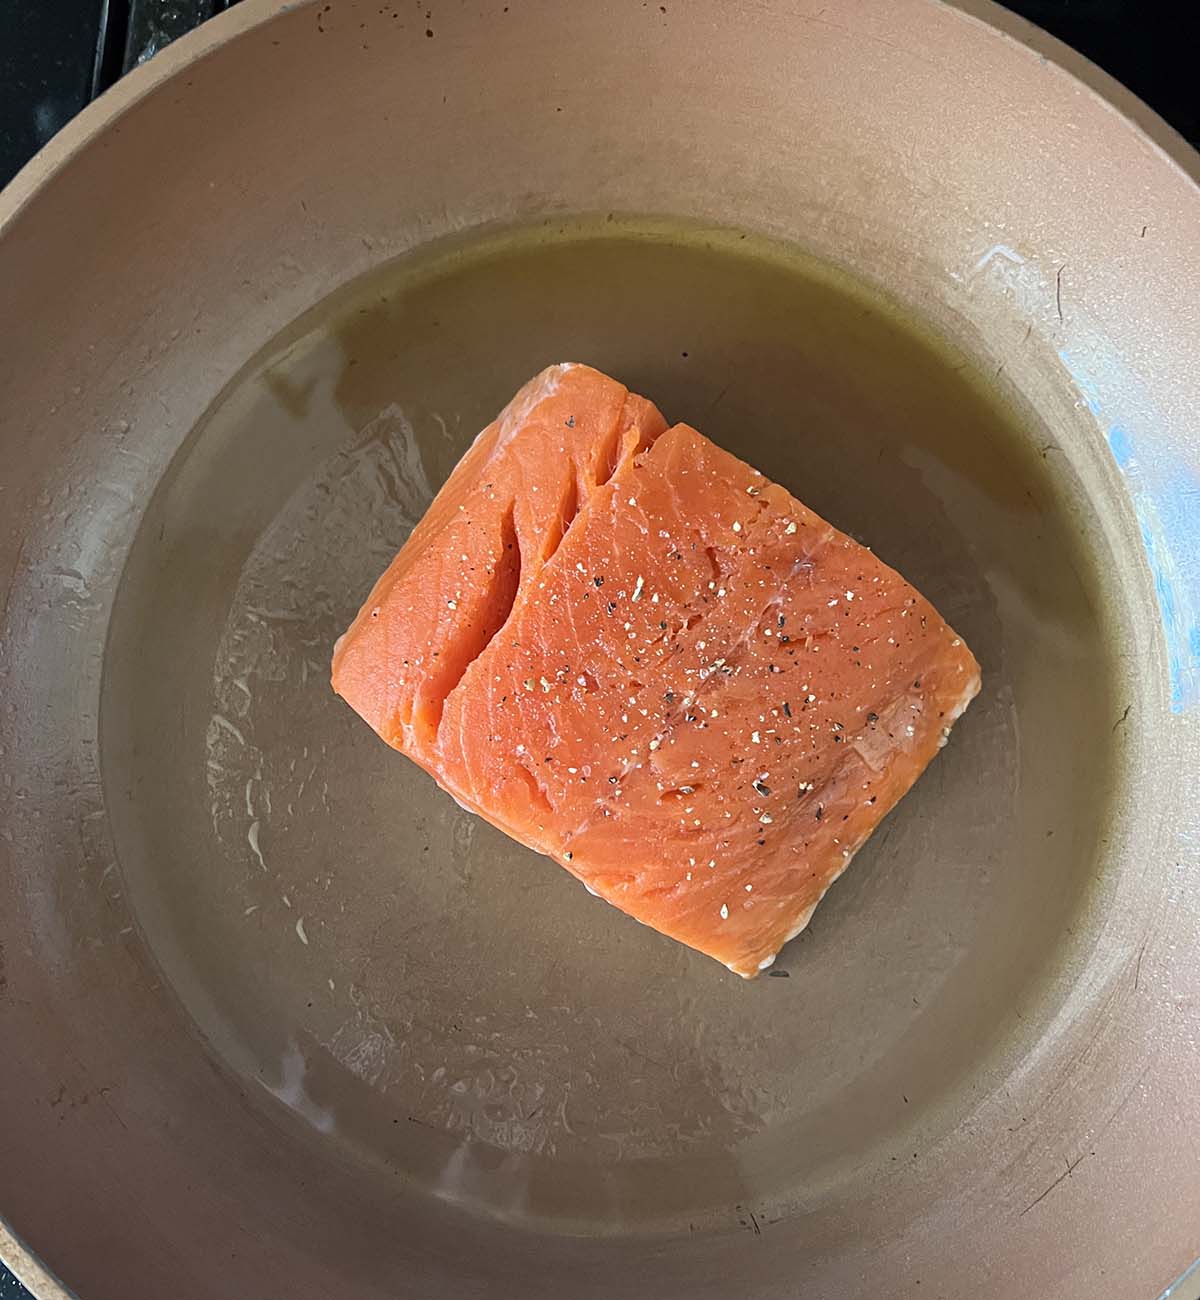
[0,2,1196,1297]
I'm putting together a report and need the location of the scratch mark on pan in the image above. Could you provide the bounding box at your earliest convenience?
[705,382,732,421]
[1020,1151,1091,1216]
[972,243,1026,274]
[1098,1062,1151,1140]
[796,11,945,71]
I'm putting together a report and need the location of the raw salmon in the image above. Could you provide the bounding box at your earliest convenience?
[332,364,980,976]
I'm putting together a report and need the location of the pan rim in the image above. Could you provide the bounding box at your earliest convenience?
[0,1222,78,1300]
[2,1,1199,1297]
[1,0,1197,248]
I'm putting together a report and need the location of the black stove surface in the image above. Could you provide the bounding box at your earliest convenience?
[0,3,1196,1299]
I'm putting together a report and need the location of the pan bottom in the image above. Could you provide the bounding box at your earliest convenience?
[101,217,1124,1233]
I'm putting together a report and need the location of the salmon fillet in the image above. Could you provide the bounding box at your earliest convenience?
[332,364,981,977]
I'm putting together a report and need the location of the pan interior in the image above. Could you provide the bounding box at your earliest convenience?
[101,217,1121,1233]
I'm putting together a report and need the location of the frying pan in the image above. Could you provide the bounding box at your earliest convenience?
[2,1,1198,1297]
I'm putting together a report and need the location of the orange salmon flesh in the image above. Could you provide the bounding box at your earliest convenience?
[331,364,981,976]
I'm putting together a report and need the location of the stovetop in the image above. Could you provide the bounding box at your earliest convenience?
[0,3,1196,1298]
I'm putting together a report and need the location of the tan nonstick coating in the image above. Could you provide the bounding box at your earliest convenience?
[1,3,1198,1298]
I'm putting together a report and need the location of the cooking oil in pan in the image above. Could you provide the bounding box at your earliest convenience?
[103,216,1123,1233]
